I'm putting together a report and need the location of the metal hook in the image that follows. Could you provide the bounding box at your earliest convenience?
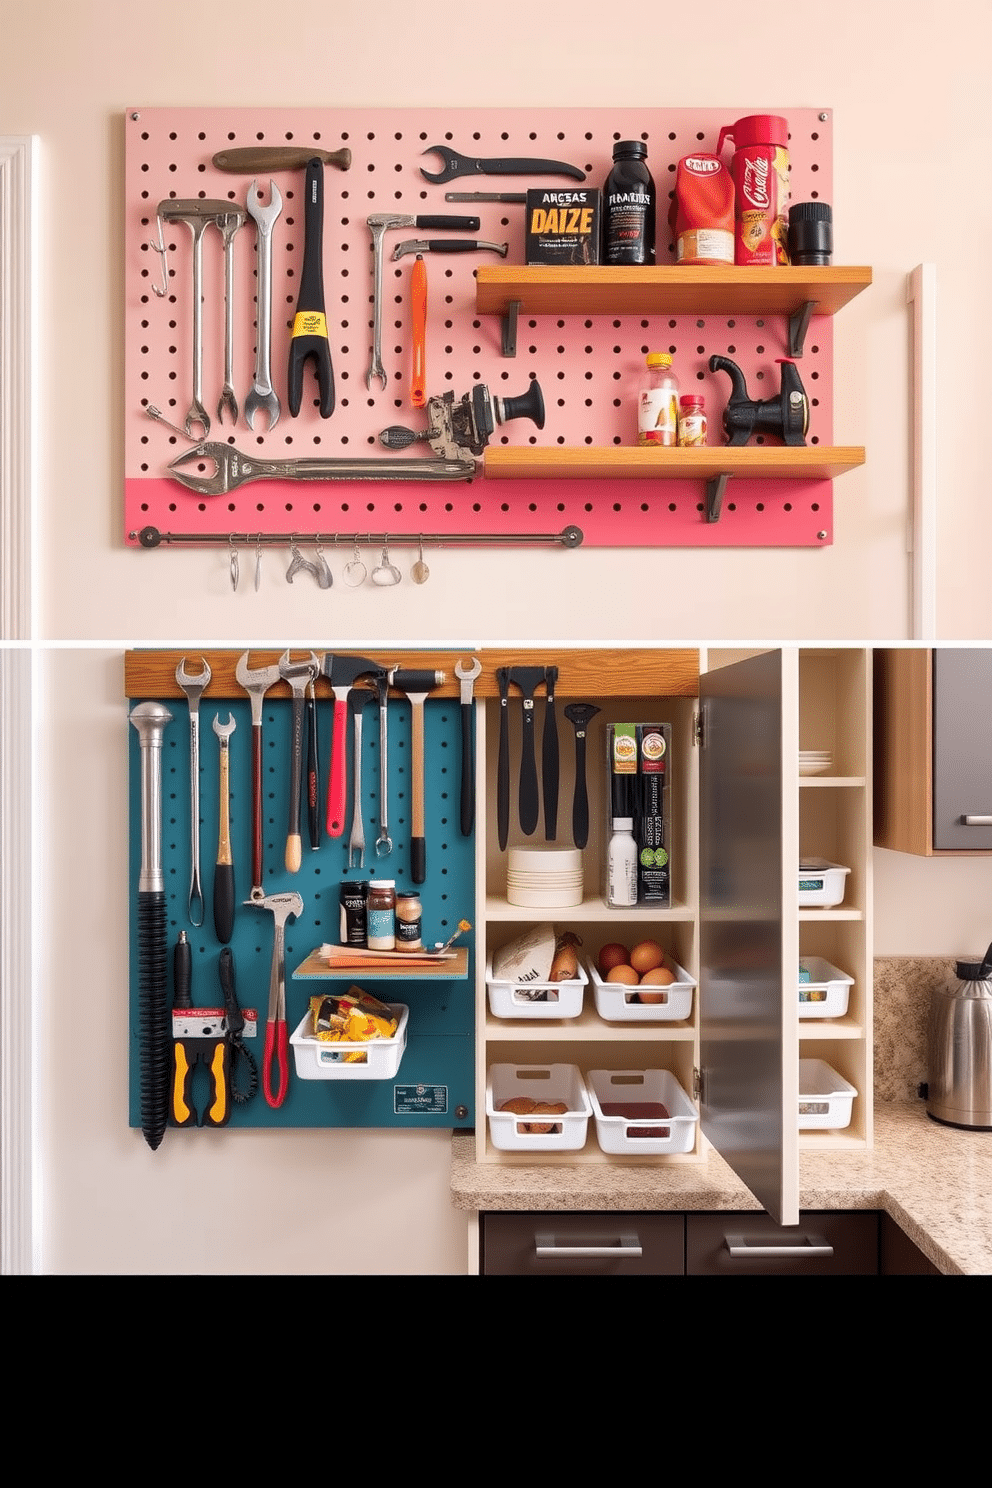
[147,217,170,298]
[254,533,263,592]
[371,535,402,587]
[344,538,367,587]
[229,534,239,592]
[313,541,334,589]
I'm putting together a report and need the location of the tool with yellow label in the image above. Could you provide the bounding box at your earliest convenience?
[170,931,232,1128]
[287,157,334,419]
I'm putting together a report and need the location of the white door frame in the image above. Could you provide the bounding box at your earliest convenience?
[1,135,38,1274]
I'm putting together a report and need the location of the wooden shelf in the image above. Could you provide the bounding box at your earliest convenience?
[293,947,469,982]
[483,445,866,482]
[476,264,873,320]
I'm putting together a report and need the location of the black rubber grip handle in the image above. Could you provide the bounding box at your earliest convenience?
[414,215,480,230]
[497,696,510,852]
[542,676,559,842]
[138,890,169,1151]
[572,735,590,849]
[460,702,474,837]
[416,238,493,252]
[411,835,426,885]
[218,947,244,1039]
[519,708,539,836]
[213,862,235,946]
[173,932,192,1010]
[288,158,334,419]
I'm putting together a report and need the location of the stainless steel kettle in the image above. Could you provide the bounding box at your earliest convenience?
[926,941,992,1129]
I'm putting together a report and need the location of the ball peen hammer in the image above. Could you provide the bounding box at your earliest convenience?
[387,668,445,883]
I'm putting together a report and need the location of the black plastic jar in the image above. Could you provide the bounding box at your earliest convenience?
[603,139,656,266]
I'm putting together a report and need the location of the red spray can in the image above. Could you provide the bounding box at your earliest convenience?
[718,114,791,267]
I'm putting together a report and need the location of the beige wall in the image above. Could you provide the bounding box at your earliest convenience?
[4,0,992,1272]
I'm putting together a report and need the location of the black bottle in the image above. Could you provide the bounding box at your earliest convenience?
[603,139,656,266]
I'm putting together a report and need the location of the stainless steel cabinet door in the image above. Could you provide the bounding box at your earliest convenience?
[933,649,992,850]
[699,650,800,1226]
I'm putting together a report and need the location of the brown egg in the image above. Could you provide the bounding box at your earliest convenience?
[598,942,630,975]
[639,965,675,986]
[605,963,641,985]
[630,940,665,975]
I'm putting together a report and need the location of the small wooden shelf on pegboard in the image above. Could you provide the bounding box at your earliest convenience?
[476,264,872,318]
[483,446,866,482]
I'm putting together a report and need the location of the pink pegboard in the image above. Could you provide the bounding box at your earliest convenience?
[124,106,836,548]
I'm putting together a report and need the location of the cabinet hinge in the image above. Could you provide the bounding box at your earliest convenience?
[693,1066,703,1102]
[693,710,704,747]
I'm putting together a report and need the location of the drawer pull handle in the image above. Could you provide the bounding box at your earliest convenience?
[962,815,992,826]
[725,1233,833,1259]
[535,1231,643,1259]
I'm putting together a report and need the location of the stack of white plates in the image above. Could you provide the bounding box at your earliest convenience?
[799,749,833,776]
[506,846,584,908]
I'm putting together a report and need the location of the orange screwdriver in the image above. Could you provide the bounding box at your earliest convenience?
[411,254,427,408]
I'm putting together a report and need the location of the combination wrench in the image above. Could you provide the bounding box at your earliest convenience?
[244,179,283,431]
[175,656,211,927]
[216,207,246,425]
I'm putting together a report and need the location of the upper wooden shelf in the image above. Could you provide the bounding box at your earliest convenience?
[483,446,866,482]
[475,265,873,320]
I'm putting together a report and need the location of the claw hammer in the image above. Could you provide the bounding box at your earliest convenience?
[388,668,445,883]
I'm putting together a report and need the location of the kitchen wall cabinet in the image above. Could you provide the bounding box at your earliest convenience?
[874,649,992,856]
[474,647,873,1225]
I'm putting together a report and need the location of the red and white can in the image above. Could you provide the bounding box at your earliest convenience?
[718,114,791,267]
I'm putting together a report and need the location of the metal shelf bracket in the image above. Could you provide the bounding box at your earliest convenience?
[788,299,817,357]
[501,299,520,357]
[706,471,733,523]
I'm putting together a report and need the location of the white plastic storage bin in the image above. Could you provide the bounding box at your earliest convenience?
[798,1058,857,1129]
[487,1063,592,1151]
[289,1004,409,1080]
[589,955,695,1023]
[486,956,587,1020]
[798,956,854,1019]
[587,1069,699,1155]
[798,859,850,907]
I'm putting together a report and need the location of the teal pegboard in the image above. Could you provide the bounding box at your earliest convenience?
[128,691,475,1130]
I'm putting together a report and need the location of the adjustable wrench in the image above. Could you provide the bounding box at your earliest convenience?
[175,656,211,926]
[244,179,283,431]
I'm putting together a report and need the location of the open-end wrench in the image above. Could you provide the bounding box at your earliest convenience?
[157,200,232,438]
[216,207,246,425]
[248,891,304,1110]
[454,657,482,837]
[279,650,319,873]
[212,712,237,945]
[235,651,281,901]
[175,657,211,926]
[420,145,587,184]
[244,179,283,432]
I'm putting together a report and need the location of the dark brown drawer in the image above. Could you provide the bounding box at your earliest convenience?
[686,1210,879,1275]
[481,1212,685,1275]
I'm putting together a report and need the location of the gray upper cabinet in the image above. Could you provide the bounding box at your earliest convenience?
[875,649,992,855]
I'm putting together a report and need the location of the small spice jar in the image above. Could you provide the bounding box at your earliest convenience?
[678,394,707,447]
[367,880,397,950]
[395,892,423,950]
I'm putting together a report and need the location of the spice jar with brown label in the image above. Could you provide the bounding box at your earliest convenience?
[367,880,397,950]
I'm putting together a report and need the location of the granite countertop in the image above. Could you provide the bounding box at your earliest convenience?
[451,1102,992,1274]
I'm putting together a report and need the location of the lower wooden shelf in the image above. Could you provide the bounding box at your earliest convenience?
[483,445,866,482]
